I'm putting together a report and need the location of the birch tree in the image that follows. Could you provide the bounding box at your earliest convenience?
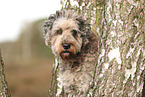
[0,49,11,97]
[48,0,145,96]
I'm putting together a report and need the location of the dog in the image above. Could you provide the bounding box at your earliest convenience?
[44,10,99,96]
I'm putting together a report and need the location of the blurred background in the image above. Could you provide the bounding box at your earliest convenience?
[0,0,61,97]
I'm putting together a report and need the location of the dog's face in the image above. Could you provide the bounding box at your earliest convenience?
[44,10,90,61]
[51,18,83,60]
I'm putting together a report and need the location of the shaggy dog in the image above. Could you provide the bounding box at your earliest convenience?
[44,10,99,96]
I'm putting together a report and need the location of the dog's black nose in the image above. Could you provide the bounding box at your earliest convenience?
[62,43,71,49]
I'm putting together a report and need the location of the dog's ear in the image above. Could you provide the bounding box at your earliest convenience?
[75,16,91,35]
[43,14,56,47]
[75,16,91,47]
[44,14,56,34]
[75,16,85,32]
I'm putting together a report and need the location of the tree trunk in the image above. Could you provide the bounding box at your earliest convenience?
[0,49,11,97]
[48,0,145,96]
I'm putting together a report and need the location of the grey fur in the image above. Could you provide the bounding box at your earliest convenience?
[44,10,99,96]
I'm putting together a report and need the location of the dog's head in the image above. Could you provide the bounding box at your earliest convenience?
[44,10,91,61]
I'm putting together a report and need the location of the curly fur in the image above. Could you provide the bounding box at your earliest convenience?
[44,10,99,96]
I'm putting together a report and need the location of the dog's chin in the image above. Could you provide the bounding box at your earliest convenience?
[60,51,71,61]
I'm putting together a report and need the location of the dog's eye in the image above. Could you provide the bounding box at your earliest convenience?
[71,30,77,37]
[56,29,63,35]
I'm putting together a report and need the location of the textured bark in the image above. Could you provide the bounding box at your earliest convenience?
[0,49,11,97]
[48,0,145,96]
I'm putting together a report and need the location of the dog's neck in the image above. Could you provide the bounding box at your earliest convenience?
[58,52,82,70]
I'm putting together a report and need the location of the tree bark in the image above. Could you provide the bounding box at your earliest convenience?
[48,0,145,96]
[0,49,11,97]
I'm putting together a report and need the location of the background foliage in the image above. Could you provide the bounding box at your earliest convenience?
[0,19,54,97]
